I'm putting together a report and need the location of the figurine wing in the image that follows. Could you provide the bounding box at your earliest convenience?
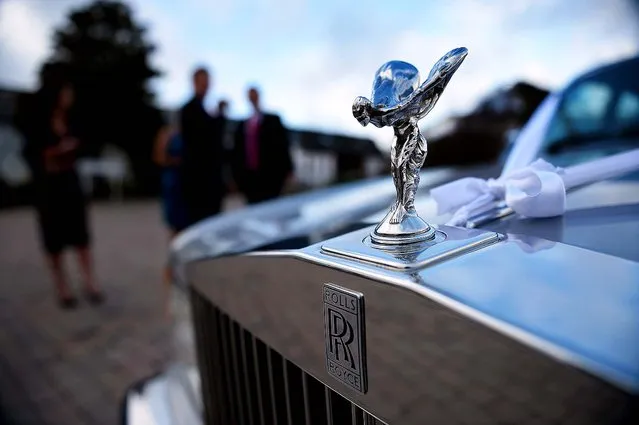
[368,72,442,120]
[410,71,445,119]
[370,47,468,121]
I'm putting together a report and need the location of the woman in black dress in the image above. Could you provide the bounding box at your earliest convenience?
[21,76,104,309]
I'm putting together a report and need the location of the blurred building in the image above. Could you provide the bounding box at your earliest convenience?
[289,130,385,187]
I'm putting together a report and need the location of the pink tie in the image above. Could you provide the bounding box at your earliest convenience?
[246,116,259,170]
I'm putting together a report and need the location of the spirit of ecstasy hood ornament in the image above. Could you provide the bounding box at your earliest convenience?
[353,47,468,245]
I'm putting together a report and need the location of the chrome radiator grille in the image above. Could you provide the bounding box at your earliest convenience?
[191,288,385,425]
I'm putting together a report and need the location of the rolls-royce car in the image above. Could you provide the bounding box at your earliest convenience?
[122,56,639,424]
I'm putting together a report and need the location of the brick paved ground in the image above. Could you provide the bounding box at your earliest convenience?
[0,198,242,425]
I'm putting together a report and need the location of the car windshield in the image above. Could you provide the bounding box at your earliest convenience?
[540,58,639,165]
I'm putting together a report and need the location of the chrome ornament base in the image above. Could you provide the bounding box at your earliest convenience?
[321,225,502,271]
[371,207,436,245]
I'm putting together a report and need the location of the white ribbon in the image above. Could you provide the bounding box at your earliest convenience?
[431,148,639,227]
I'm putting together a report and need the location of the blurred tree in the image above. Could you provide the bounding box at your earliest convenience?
[42,0,164,195]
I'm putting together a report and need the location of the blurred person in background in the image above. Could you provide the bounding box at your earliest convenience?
[153,112,188,317]
[214,99,234,194]
[231,86,294,204]
[214,99,230,151]
[216,99,228,119]
[16,65,103,309]
[179,67,225,225]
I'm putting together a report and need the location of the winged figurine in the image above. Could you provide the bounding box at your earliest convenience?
[353,47,468,245]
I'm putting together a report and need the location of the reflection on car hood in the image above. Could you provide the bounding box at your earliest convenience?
[482,179,639,262]
[361,178,639,262]
[122,363,202,425]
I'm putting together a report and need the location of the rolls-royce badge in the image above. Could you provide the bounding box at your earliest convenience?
[323,283,367,393]
[353,47,468,245]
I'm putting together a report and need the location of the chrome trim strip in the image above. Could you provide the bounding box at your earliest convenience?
[363,412,374,424]
[351,404,365,425]
[266,348,279,423]
[191,291,221,425]
[283,358,293,425]
[219,314,236,424]
[239,328,255,425]
[190,296,210,424]
[208,304,222,424]
[302,373,312,425]
[227,317,245,424]
[251,336,266,425]
[324,387,333,425]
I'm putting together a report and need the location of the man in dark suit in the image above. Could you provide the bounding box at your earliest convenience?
[232,86,294,204]
[179,67,225,224]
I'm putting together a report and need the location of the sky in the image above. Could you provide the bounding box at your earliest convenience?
[0,0,638,147]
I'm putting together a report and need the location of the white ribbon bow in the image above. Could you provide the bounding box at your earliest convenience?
[431,159,566,227]
[430,148,639,227]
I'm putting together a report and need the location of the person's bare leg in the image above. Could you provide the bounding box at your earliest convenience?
[47,253,73,301]
[75,245,101,294]
[163,230,178,320]
[163,263,173,320]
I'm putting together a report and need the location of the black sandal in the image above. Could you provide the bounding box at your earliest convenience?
[58,296,78,310]
[85,290,105,306]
